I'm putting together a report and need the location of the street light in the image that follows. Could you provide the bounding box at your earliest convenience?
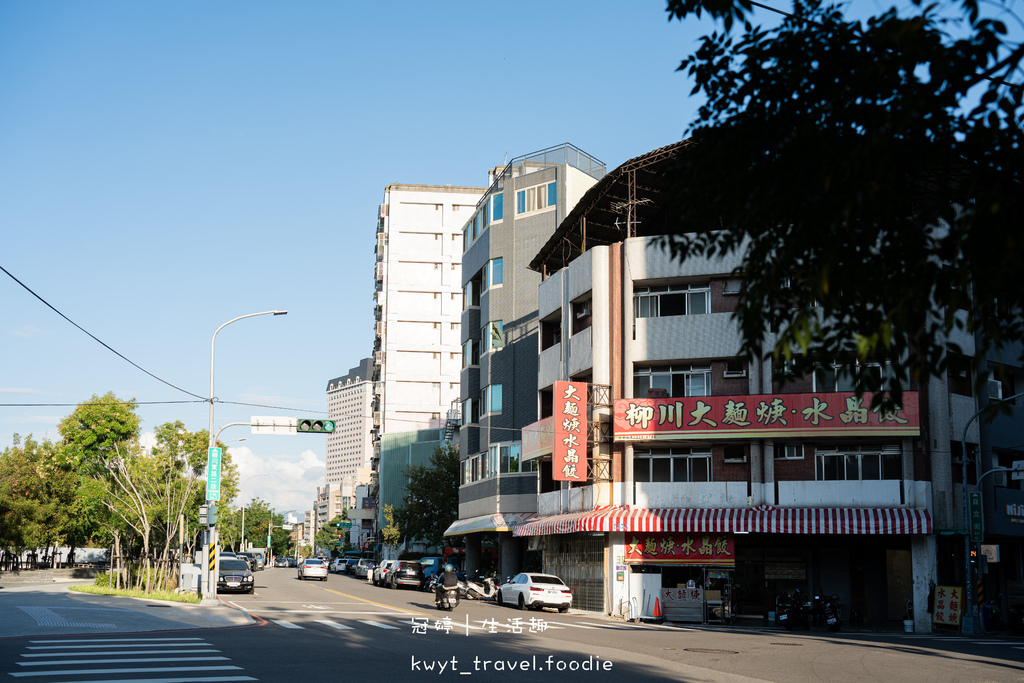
[240,472,270,551]
[208,310,288,449]
[961,389,1024,635]
[201,310,286,602]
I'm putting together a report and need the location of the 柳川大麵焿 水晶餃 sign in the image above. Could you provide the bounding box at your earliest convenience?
[613,391,919,441]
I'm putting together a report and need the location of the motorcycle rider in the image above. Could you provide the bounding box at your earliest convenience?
[435,564,459,606]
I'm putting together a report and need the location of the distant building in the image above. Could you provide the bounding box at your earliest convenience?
[326,358,375,485]
[377,428,446,559]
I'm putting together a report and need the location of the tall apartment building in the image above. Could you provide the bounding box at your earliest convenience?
[372,183,486,450]
[451,144,606,578]
[326,358,375,485]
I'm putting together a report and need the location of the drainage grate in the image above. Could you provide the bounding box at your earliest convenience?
[770,642,804,646]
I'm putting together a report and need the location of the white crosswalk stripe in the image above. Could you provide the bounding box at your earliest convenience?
[358,620,399,630]
[7,635,256,682]
[316,620,353,630]
[272,620,305,629]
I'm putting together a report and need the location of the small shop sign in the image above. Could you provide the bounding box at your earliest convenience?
[931,585,963,627]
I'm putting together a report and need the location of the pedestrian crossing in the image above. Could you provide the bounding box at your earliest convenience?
[265,614,663,634]
[6,636,256,682]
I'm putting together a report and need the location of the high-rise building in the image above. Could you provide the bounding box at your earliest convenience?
[326,358,375,485]
[372,183,486,459]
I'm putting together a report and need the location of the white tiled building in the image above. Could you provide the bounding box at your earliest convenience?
[372,183,485,450]
[326,359,375,485]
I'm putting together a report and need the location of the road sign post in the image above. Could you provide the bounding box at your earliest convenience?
[206,448,222,501]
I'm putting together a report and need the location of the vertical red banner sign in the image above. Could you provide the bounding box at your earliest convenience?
[553,381,587,482]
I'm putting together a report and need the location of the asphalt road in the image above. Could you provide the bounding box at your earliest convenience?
[3,568,1024,682]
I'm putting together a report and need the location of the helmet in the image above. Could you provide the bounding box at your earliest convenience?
[444,564,454,572]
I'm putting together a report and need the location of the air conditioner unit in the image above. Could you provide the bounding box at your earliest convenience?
[989,379,1004,400]
[994,471,1008,487]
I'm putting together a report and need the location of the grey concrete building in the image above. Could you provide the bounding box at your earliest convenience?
[451,144,605,578]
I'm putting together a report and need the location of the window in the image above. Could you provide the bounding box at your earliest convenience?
[634,283,710,318]
[775,444,804,460]
[463,339,480,367]
[484,321,504,351]
[484,384,503,414]
[484,258,503,289]
[462,398,480,425]
[633,365,710,399]
[815,444,902,481]
[572,298,592,335]
[634,447,712,482]
[814,360,898,393]
[540,315,562,350]
[516,182,557,215]
[464,271,481,309]
[490,194,504,222]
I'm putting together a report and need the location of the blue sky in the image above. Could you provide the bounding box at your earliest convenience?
[1,1,712,515]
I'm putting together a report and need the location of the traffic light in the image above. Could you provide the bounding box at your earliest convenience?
[208,503,218,525]
[297,418,336,433]
[199,505,209,525]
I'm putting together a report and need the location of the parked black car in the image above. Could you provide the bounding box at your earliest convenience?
[344,558,359,575]
[388,560,425,590]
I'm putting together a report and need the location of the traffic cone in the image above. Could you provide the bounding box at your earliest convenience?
[653,597,663,622]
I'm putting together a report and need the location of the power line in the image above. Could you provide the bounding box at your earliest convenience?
[1,264,207,401]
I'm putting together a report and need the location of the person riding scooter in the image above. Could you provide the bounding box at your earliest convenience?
[435,564,460,606]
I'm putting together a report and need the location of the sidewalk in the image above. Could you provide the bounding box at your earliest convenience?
[0,580,254,639]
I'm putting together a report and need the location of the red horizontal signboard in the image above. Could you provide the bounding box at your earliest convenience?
[613,391,919,441]
[625,532,735,567]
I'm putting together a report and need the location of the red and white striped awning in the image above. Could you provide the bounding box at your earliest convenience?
[512,505,931,537]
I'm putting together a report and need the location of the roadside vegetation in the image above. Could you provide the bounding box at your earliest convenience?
[1,393,293,596]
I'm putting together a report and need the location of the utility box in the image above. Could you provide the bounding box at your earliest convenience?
[179,563,203,593]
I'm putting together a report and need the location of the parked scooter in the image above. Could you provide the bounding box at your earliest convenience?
[463,574,497,600]
[823,594,843,632]
[779,590,809,630]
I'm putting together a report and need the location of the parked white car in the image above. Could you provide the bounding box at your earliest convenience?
[329,559,346,574]
[372,559,395,587]
[298,558,328,581]
[497,572,572,612]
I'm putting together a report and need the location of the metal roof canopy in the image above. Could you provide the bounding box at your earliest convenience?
[529,139,694,276]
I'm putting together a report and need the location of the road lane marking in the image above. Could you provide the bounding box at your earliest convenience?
[358,620,399,630]
[323,588,429,616]
[17,657,230,667]
[272,620,304,629]
[316,620,353,630]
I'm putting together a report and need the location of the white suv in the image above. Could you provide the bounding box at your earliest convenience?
[372,559,395,587]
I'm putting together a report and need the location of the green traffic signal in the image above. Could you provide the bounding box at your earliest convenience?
[297,418,335,433]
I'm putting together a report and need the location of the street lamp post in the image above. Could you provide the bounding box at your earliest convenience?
[240,472,270,551]
[961,389,1024,635]
[201,310,287,603]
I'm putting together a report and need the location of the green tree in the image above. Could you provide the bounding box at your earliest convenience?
[313,514,347,553]
[57,392,141,472]
[392,444,459,549]
[663,0,1023,402]
[380,504,401,550]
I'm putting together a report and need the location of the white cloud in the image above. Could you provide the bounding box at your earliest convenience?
[0,387,47,395]
[14,325,48,339]
[229,447,323,515]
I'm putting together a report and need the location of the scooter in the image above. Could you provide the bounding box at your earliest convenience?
[436,585,460,611]
[823,594,842,632]
[463,574,497,600]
